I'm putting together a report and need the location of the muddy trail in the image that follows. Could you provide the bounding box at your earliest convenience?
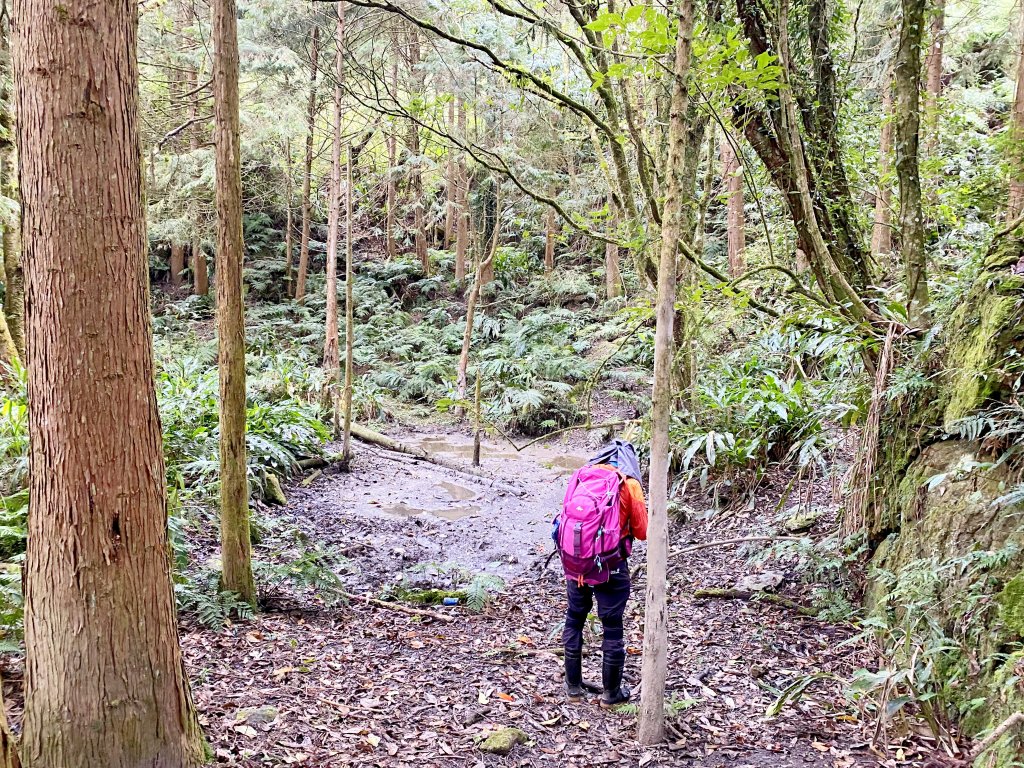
[170,427,890,768]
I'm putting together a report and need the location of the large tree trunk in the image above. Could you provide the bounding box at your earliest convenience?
[871,72,895,257]
[895,0,930,325]
[1009,0,1024,220]
[170,242,186,288]
[213,0,255,605]
[444,98,456,249]
[721,134,746,277]
[324,6,343,437]
[0,30,23,359]
[11,0,205,762]
[638,0,695,744]
[295,25,320,302]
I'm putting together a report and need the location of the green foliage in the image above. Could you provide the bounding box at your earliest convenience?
[667,321,864,505]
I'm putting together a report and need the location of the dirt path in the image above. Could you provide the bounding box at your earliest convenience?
[184,429,877,767]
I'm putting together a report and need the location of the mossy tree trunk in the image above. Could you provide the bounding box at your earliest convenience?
[213,0,255,606]
[11,0,206,761]
[894,0,929,325]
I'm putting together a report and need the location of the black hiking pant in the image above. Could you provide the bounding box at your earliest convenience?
[562,563,631,664]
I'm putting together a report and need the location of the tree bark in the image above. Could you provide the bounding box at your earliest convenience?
[324,6,343,438]
[295,25,320,302]
[923,0,945,148]
[213,0,255,605]
[544,207,556,275]
[895,0,930,325]
[638,0,695,745]
[0,30,23,359]
[871,71,895,257]
[11,0,206,761]
[1009,0,1024,219]
[170,242,186,288]
[721,134,745,277]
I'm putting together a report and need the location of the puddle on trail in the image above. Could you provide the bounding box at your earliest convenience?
[382,502,480,521]
[437,481,477,501]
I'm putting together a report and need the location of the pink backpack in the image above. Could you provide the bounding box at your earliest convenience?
[556,465,629,585]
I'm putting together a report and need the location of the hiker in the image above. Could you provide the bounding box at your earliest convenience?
[553,439,647,707]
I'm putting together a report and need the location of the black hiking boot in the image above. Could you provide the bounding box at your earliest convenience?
[599,657,631,708]
[564,649,585,701]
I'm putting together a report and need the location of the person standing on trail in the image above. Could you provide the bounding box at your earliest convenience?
[552,439,647,707]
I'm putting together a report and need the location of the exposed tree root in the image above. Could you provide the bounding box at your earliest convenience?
[341,590,456,623]
[693,587,820,617]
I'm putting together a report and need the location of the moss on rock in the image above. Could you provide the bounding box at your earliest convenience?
[997,573,1024,638]
[478,727,529,755]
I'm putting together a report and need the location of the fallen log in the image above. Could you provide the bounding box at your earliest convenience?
[965,711,1024,763]
[693,587,819,617]
[349,423,527,497]
[341,590,455,623]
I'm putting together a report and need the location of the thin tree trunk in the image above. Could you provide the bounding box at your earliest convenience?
[1009,0,1024,219]
[405,29,428,273]
[324,7,343,439]
[871,71,895,256]
[0,31,23,359]
[283,137,294,296]
[11,0,206,760]
[455,219,497,418]
[721,134,746,277]
[213,0,255,605]
[923,0,945,148]
[544,207,556,275]
[895,0,930,325]
[479,180,498,286]
[454,99,468,287]
[190,67,209,297]
[638,0,695,743]
[694,128,717,255]
[444,98,456,249]
[385,47,398,261]
[296,25,320,302]
[605,205,622,299]
[342,146,355,460]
